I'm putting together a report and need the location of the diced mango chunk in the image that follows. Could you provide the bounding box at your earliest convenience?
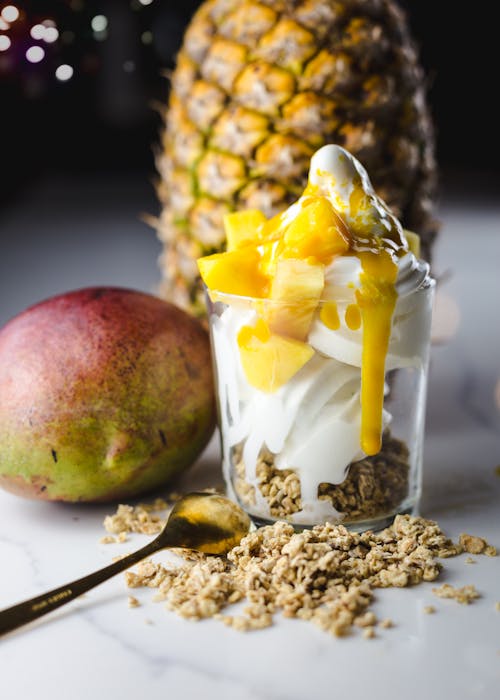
[237,319,314,392]
[282,197,350,263]
[257,208,296,245]
[197,248,268,298]
[223,209,267,251]
[266,258,324,339]
[403,229,421,259]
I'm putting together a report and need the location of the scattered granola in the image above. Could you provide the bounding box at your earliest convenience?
[460,533,490,555]
[465,557,476,565]
[379,618,394,629]
[354,611,377,628]
[103,498,171,536]
[363,626,376,639]
[233,431,410,523]
[495,602,500,612]
[102,492,220,540]
[100,531,129,545]
[123,514,467,637]
[432,583,480,605]
[128,595,140,608]
[99,535,116,545]
[423,605,436,614]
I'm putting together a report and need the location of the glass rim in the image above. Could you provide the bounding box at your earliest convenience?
[203,272,435,307]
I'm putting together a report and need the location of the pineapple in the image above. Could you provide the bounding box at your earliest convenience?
[266,258,325,340]
[156,0,437,316]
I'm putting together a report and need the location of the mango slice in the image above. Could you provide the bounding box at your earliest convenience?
[237,319,314,392]
[258,209,290,243]
[283,197,350,263]
[197,248,268,297]
[223,209,267,251]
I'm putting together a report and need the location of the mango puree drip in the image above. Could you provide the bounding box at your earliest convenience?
[355,250,398,455]
[311,175,404,456]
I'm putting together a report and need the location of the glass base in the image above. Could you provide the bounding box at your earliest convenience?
[228,428,420,534]
[248,500,419,533]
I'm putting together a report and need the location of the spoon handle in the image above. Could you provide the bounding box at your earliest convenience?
[0,537,160,638]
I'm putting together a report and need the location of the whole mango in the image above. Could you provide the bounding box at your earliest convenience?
[0,287,216,502]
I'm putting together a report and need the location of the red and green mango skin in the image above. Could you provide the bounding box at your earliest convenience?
[0,287,216,502]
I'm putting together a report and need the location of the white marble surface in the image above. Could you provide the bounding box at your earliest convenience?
[1,180,500,700]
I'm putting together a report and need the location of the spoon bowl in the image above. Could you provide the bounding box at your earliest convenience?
[162,492,252,554]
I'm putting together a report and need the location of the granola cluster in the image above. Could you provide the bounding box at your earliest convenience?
[120,514,495,637]
[458,533,496,557]
[233,430,410,522]
[431,583,480,605]
[101,494,185,542]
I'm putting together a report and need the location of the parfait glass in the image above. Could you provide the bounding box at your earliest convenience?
[205,270,435,531]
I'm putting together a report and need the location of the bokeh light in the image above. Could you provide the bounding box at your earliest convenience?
[43,26,59,43]
[91,15,107,32]
[1,5,19,23]
[30,21,59,43]
[55,63,73,81]
[0,34,11,51]
[30,24,45,40]
[26,45,45,63]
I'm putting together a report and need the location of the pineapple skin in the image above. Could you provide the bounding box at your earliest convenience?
[156,0,437,315]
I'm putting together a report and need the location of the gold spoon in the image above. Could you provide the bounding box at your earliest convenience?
[0,492,251,637]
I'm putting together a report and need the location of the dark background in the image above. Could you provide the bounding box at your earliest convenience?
[1,0,498,212]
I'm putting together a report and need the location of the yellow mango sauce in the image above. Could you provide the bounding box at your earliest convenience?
[355,250,398,455]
